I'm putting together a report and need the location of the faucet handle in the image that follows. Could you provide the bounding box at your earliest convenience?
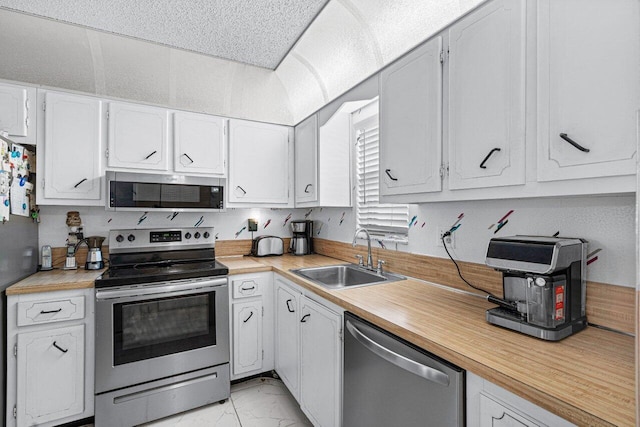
[354,254,364,267]
[376,259,386,274]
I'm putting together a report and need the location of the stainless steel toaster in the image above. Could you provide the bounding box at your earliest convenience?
[251,236,284,257]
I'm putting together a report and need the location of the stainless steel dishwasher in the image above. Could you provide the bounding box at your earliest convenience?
[344,313,464,426]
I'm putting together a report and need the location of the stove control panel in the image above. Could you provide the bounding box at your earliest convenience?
[150,230,182,243]
[108,227,215,253]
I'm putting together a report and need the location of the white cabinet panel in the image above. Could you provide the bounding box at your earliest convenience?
[537,0,639,181]
[294,114,318,204]
[228,120,291,205]
[42,91,102,202]
[17,325,85,427]
[7,289,95,427]
[232,300,263,376]
[479,394,540,427]
[299,297,342,427]
[274,278,300,400]
[0,83,29,138]
[379,36,442,197]
[107,101,169,171]
[229,272,274,381]
[448,0,526,190]
[174,111,226,175]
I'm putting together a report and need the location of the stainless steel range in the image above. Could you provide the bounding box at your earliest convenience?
[94,227,229,427]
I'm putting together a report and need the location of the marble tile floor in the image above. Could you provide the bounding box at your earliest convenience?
[86,377,312,427]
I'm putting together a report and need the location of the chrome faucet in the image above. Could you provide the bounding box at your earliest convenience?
[352,227,374,270]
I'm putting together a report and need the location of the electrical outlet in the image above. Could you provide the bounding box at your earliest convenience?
[437,227,455,248]
[247,218,258,232]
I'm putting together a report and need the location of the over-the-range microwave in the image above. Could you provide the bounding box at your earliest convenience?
[106,171,224,212]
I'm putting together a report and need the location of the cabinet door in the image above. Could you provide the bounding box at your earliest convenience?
[174,111,226,175]
[43,92,102,201]
[228,120,290,204]
[17,325,85,427]
[537,0,639,181]
[299,297,341,427]
[232,300,263,376]
[107,102,169,171]
[479,394,541,427]
[294,114,318,205]
[448,0,526,190]
[379,36,442,197]
[0,83,29,137]
[274,280,300,400]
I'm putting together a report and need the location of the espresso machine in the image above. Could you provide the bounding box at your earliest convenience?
[290,220,313,255]
[484,235,587,341]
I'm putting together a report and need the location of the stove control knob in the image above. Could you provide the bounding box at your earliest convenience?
[203,231,210,239]
[127,234,136,242]
[194,232,201,239]
[116,234,124,243]
[184,232,192,239]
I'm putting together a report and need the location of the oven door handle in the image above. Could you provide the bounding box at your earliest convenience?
[95,278,227,300]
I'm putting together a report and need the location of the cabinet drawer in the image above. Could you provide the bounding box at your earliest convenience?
[232,277,262,299]
[17,296,85,326]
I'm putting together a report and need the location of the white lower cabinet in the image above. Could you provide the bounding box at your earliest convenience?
[467,372,575,427]
[229,272,274,380]
[6,289,94,427]
[299,297,342,427]
[17,325,85,426]
[274,275,343,427]
[274,278,301,398]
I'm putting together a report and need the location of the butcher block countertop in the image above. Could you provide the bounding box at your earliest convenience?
[7,254,635,426]
[223,255,635,427]
[6,268,105,295]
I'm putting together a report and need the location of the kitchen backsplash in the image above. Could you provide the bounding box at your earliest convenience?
[38,206,310,248]
[308,194,635,288]
[39,193,635,288]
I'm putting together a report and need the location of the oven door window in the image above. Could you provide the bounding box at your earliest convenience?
[113,292,216,365]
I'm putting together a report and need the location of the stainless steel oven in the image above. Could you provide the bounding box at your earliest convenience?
[94,227,230,427]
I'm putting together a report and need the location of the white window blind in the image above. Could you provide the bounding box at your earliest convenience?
[354,101,409,239]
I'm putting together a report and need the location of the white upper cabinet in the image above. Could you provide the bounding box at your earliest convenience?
[107,102,169,171]
[537,0,639,181]
[294,114,318,204]
[447,0,526,190]
[228,119,291,205]
[174,112,226,176]
[379,36,443,197]
[0,82,35,144]
[41,91,103,203]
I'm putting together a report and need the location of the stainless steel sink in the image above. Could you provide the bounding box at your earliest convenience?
[291,264,405,289]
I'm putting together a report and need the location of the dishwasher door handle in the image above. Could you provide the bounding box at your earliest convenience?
[346,320,450,386]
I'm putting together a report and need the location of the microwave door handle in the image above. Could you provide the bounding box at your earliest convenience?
[345,320,450,386]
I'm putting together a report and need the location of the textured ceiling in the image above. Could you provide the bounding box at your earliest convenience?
[0,0,328,69]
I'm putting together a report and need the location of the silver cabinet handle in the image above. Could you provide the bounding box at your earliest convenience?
[345,320,449,386]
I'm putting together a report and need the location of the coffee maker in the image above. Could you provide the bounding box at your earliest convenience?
[76,236,106,270]
[290,220,313,255]
[484,235,587,341]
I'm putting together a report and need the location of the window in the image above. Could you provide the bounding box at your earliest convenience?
[353,100,409,241]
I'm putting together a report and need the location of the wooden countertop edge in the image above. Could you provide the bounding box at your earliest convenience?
[7,256,631,426]
[6,280,96,295]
